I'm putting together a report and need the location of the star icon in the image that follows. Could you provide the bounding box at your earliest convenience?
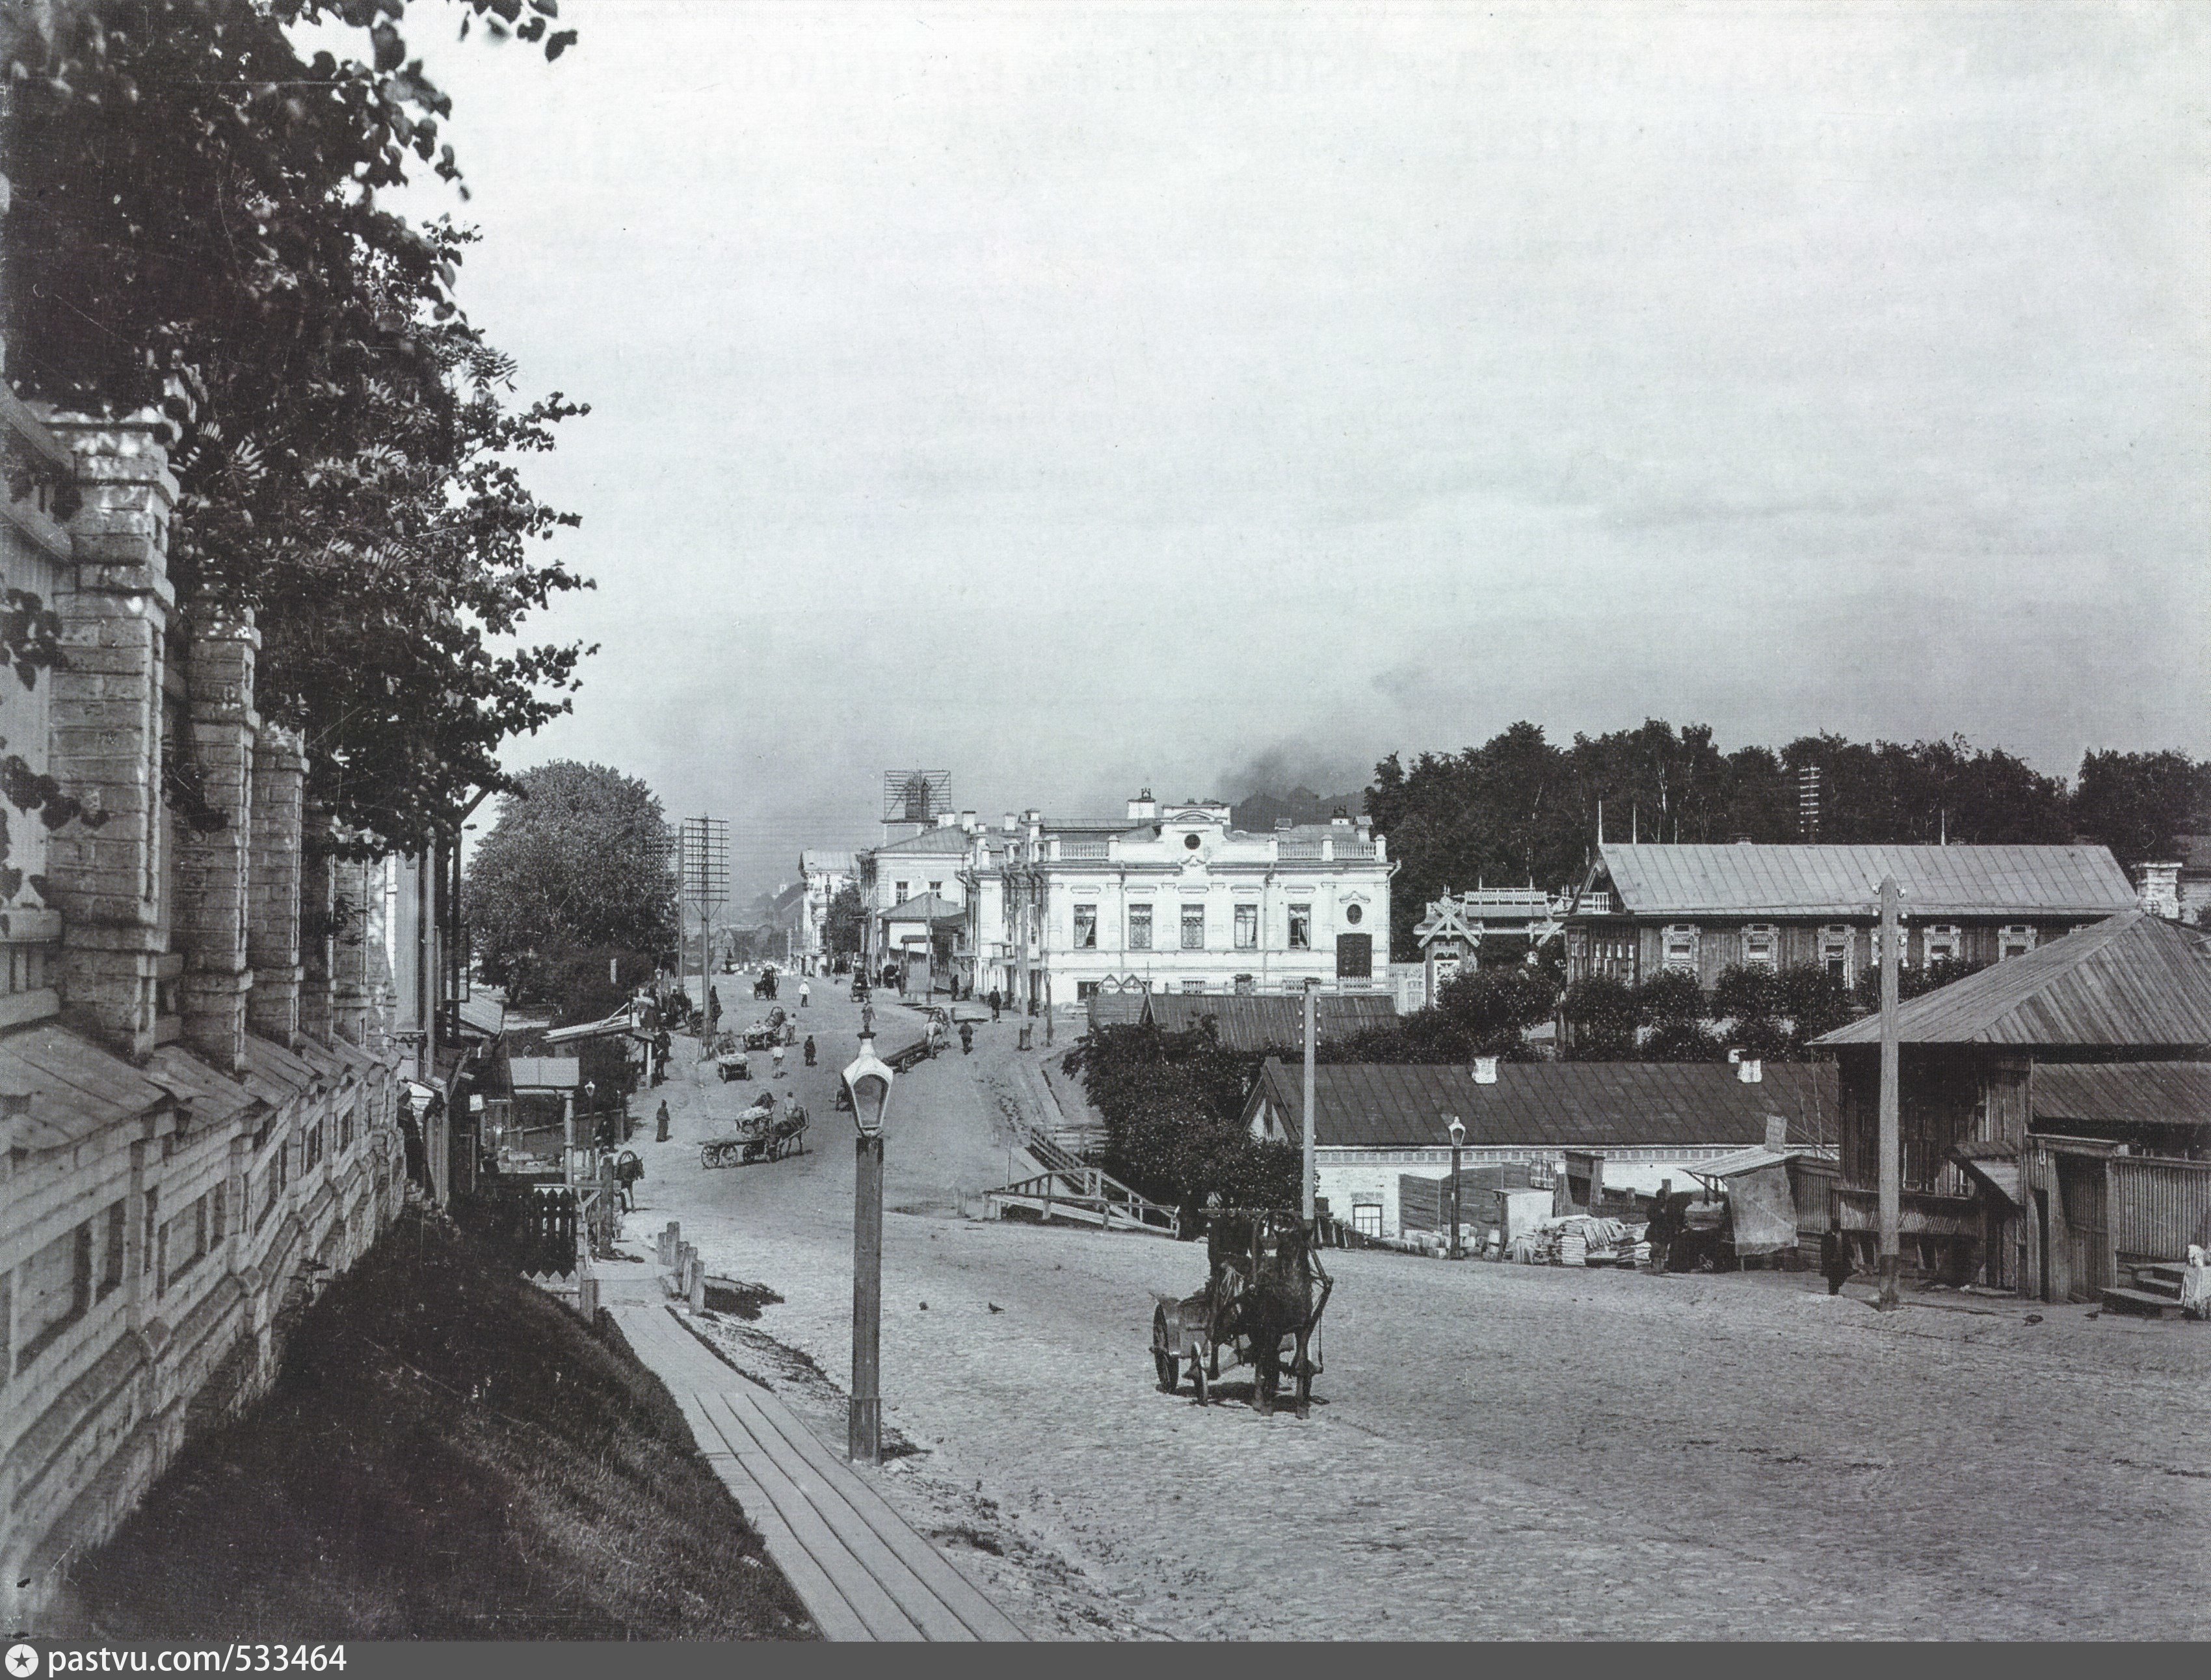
[7,1644,40,1679]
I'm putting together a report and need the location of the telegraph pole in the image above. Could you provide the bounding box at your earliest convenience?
[1302,977,1318,1224]
[1877,876,1902,1310]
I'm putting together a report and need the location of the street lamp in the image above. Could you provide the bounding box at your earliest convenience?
[841,1033,895,1464]
[1444,1114,1466,1260]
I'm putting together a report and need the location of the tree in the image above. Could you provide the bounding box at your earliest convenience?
[2071,750,2211,869]
[3,1,591,854]
[462,763,678,1006]
[825,884,866,957]
[1559,976,1639,1059]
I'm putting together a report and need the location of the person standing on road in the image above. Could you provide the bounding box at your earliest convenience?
[960,1020,974,1055]
[1820,1216,1854,1296]
[799,978,811,1008]
[804,1034,817,1068]
[654,1099,671,1142]
[708,986,722,1031]
[989,987,1002,1022]
[1647,1182,1680,1275]
[773,1040,787,1078]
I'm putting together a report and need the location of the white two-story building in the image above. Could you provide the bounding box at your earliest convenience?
[958,792,1396,1013]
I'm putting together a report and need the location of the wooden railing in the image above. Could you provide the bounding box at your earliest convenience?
[981,1166,1180,1235]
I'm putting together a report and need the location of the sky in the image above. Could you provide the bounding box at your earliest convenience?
[389,1,2211,901]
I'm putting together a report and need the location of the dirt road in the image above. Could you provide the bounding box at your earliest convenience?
[622,981,2211,1640]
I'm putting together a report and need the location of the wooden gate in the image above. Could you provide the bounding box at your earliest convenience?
[2056,1155,2110,1301]
[2109,1153,2211,1263]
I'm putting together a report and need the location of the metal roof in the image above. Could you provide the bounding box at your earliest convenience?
[882,893,964,925]
[1818,912,2211,1049]
[871,827,983,856]
[0,1022,173,1150]
[1248,1058,1837,1150]
[456,996,507,1039]
[2031,1060,2211,1130]
[1085,991,1149,1030]
[801,849,858,875]
[1145,992,1397,1052]
[1685,1143,1838,1179]
[1589,843,2137,919]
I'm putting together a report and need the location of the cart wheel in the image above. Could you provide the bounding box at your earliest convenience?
[1191,1359,1210,1404]
[1154,1350,1177,1393]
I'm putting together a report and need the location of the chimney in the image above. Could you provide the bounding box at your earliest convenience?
[1472,1056,1498,1085]
[1740,1057,1764,1085]
[1003,812,1016,833]
[1275,818,1293,830]
[936,813,955,828]
[959,809,976,831]
[2134,861,2182,921]
[1764,1113,1788,1149]
[1128,789,1157,822]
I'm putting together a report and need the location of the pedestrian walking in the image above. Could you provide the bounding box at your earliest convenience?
[773,1042,787,1078]
[959,1020,974,1055]
[615,1149,644,1212]
[654,1099,671,1142]
[708,986,722,1030]
[1820,1217,1854,1296]
[799,979,811,1008]
[803,1034,817,1068]
[1647,1181,1680,1275]
[861,1002,875,1037]
[989,987,1001,1022]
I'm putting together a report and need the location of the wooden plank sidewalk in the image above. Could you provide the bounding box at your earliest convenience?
[609,1298,1029,1642]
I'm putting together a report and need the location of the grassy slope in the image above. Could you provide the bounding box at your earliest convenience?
[56,1205,817,1640]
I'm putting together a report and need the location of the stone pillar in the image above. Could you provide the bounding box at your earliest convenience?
[246,727,305,1045]
[175,612,258,1073]
[332,857,371,1046]
[298,843,336,1045]
[44,416,176,1060]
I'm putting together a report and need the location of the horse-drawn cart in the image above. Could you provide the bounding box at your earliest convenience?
[1152,1209,1332,1415]
[743,1007,788,1051]
[700,1095,808,1168]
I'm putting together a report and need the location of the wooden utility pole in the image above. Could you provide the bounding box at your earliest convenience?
[1877,876,1902,1310]
[850,1129,884,1463]
[1302,978,1318,1224]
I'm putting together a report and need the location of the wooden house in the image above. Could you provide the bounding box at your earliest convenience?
[1240,1058,1836,1240]
[1563,843,2139,990]
[1813,910,2211,1302]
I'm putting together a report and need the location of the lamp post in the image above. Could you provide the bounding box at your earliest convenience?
[841,1034,895,1464]
[1445,1114,1466,1259]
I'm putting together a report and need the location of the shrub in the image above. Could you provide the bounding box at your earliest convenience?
[1634,969,1708,1024]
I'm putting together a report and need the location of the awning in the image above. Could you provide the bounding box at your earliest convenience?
[1951,1150,2023,1211]
[1686,1144,1838,1181]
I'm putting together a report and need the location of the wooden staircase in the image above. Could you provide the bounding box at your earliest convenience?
[2101,1261,2192,1319]
[982,1057,1177,1236]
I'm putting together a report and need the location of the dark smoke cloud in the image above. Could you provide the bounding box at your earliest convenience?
[1216,742,1377,804]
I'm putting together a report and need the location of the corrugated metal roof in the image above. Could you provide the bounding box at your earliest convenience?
[2031,1060,2211,1130]
[882,893,964,925]
[1686,1144,1838,1179]
[801,850,858,874]
[1818,912,2211,1049]
[1251,1059,1837,1150]
[1147,992,1397,1051]
[871,827,981,856]
[1593,843,2137,919]
[457,996,506,1039]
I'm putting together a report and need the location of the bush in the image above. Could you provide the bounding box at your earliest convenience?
[1634,969,1707,1024]
[1641,1019,1727,1062]
[1712,963,1784,1023]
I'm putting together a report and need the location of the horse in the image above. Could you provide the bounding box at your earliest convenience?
[1206,1212,1332,1417]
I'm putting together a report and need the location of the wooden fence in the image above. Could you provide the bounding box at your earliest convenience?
[2110,1153,2211,1263]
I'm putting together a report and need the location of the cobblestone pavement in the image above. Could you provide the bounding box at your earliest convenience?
[626,983,2211,1640]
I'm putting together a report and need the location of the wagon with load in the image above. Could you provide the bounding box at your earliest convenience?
[700,1094,808,1168]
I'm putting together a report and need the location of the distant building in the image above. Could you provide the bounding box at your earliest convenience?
[1563,843,2140,990]
[960,791,1396,1015]
[1241,1058,1836,1240]
[1083,988,1398,1050]
[1410,886,1570,1005]
[856,813,990,968]
[796,848,856,973]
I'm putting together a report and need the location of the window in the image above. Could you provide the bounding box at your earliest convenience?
[1352,1204,1383,1238]
[1181,904,1205,950]
[1662,925,1699,973]
[1234,904,1258,949]
[1076,980,1101,1001]
[928,881,943,898]
[305,1112,323,1172]
[210,1183,226,1244]
[1073,904,1098,949]
[1742,925,1778,969]
[1128,904,1152,951]
[894,881,909,903]
[16,1220,92,1373]
[1344,903,1364,926]
[99,1201,124,1301]
[2000,925,2035,961]
[1180,980,1206,994]
[1924,925,1961,965]
[1288,905,1312,950]
[1336,932,1373,978]
[165,1193,210,1286]
[1184,832,1202,852]
[1820,926,1852,984]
